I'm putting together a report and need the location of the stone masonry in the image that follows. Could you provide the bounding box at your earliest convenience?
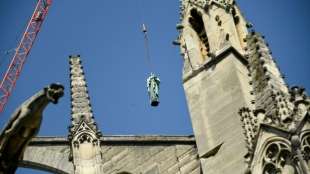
[7,0,310,173]
[177,0,310,173]
[21,136,201,174]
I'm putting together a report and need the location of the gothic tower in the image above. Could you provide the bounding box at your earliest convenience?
[177,0,310,174]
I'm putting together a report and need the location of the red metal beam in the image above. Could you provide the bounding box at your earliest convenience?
[0,0,52,112]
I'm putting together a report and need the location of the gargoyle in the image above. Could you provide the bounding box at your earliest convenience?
[0,83,64,174]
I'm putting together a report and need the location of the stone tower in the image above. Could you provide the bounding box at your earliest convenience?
[177,0,310,174]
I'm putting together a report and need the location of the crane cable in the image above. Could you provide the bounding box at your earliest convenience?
[142,24,160,107]
[141,23,153,73]
[138,0,155,73]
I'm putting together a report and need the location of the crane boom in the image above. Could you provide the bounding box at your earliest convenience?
[0,0,52,113]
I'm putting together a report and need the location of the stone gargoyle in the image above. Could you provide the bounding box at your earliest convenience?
[0,83,64,174]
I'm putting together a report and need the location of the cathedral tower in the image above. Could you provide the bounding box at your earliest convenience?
[177,0,252,173]
[177,0,310,173]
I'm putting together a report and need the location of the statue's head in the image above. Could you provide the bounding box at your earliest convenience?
[45,83,64,104]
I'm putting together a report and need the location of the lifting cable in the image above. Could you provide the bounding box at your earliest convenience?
[139,2,160,107]
[141,24,153,73]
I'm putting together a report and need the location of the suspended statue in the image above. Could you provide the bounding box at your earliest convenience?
[141,23,161,107]
[147,73,160,106]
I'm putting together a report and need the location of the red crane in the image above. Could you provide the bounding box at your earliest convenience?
[0,0,52,112]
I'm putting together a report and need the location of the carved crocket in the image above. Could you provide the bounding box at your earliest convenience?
[0,83,64,174]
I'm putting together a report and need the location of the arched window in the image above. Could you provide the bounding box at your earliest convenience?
[188,9,209,58]
[301,132,310,167]
[261,141,296,174]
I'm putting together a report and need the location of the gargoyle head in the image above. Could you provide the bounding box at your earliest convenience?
[45,83,64,104]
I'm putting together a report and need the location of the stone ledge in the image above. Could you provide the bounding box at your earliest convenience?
[29,136,68,145]
[30,135,196,145]
[183,45,248,83]
[101,135,196,144]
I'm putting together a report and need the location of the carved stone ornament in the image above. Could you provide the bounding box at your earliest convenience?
[301,133,310,162]
[0,83,64,174]
[290,86,307,103]
[179,0,234,20]
[262,141,295,174]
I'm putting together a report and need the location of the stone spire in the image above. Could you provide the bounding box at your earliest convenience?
[68,55,101,137]
[68,55,102,174]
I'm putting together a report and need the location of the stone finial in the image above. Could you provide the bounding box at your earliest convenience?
[289,86,309,121]
[290,86,308,104]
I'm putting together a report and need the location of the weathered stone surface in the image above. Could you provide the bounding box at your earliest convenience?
[178,1,255,173]
[183,50,251,173]
[21,136,200,174]
[21,137,72,174]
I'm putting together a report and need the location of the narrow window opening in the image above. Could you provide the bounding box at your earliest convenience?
[189,9,210,58]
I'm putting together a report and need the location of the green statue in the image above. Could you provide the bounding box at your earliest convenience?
[147,73,160,106]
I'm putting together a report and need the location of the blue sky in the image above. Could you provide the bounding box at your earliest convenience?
[0,0,309,173]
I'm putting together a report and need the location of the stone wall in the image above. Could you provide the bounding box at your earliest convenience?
[21,136,201,174]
